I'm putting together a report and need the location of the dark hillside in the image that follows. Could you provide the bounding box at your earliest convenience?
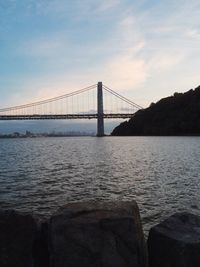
[111,85,200,136]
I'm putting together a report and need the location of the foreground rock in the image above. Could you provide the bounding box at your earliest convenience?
[148,212,200,267]
[0,209,38,267]
[49,201,148,267]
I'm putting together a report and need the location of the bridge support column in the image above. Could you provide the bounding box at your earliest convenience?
[97,82,105,137]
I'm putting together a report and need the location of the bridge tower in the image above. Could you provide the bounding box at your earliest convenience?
[97,82,104,137]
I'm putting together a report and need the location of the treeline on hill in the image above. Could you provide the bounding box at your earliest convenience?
[111,85,200,136]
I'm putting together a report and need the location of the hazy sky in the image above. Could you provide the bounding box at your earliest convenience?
[0,0,200,109]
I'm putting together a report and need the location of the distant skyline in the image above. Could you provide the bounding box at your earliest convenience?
[0,0,200,109]
[0,120,123,134]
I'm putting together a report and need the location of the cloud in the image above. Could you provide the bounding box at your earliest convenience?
[103,53,147,90]
[24,0,121,19]
[1,0,200,110]
[148,51,186,72]
[96,0,120,12]
[185,28,200,40]
[19,33,69,58]
[99,14,148,91]
[1,10,147,106]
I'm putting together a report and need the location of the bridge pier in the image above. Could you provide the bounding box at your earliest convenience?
[97,82,105,137]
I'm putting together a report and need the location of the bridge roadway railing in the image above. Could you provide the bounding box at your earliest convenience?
[0,113,134,120]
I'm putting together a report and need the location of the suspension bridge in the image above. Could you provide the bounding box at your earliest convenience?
[0,82,142,136]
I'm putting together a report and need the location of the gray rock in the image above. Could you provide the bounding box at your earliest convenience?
[49,201,148,267]
[148,212,200,267]
[0,209,38,267]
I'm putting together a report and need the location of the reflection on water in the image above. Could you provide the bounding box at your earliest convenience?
[0,136,200,234]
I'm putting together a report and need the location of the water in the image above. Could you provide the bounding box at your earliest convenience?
[0,136,200,235]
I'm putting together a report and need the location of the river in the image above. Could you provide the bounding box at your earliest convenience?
[0,136,199,234]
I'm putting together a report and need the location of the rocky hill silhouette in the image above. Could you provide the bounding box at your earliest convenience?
[111,85,200,136]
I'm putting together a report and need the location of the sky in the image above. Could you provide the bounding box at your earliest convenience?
[0,0,200,133]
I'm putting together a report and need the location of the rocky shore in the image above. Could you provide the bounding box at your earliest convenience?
[0,201,200,267]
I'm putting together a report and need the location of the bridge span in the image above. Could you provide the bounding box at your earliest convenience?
[0,82,142,136]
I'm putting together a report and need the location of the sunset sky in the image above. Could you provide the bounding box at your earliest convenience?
[0,0,200,109]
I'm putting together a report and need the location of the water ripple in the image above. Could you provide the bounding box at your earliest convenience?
[0,136,200,235]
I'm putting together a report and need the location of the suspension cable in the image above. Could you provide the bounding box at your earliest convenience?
[0,84,97,112]
[103,85,143,110]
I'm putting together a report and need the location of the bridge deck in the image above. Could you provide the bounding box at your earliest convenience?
[0,114,134,120]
